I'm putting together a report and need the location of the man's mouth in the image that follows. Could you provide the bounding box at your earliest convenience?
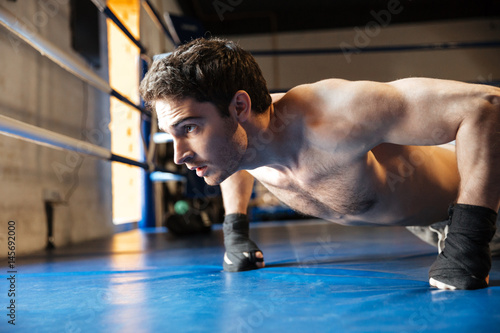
[187,164,208,177]
[195,166,207,177]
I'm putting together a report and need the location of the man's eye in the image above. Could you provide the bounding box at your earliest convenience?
[185,125,196,133]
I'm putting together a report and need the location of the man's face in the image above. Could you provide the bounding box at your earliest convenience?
[156,98,247,185]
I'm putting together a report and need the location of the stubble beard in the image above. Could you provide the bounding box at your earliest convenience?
[203,121,247,186]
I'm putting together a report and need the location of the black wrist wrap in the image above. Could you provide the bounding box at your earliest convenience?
[429,204,497,290]
[223,213,263,272]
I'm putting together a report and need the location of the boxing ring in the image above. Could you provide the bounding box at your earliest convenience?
[1,2,500,332]
[10,219,500,332]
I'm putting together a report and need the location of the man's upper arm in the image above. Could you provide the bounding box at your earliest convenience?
[325,78,471,151]
[380,78,464,147]
[298,78,493,155]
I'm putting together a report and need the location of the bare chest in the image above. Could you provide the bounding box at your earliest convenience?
[249,155,378,221]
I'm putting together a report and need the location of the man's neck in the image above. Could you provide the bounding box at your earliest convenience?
[239,104,301,171]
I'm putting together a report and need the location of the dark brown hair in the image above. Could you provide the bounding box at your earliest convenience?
[139,37,272,117]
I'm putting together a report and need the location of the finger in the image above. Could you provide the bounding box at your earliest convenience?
[256,251,265,268]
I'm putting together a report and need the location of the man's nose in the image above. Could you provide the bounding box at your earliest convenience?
[173,140,194,165]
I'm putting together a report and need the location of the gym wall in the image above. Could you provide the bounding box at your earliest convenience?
[0,0,113,255]
[231,18,500,92]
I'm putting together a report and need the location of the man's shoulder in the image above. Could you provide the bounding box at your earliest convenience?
[278,79,405,153]
[279,79,391,108]
[272,78,409,131]
[276,79,388,119]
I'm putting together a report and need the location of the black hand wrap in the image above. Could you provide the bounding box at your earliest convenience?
[429,204,498,290]
[223,213,264,272]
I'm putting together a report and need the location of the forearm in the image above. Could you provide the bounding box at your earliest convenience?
[455,103,500,212]
[382,80,500,210]
[220,170,255,214]
[221,171,264,272]
[431,106,499,290]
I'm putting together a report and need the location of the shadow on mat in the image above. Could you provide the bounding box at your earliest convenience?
[489,280,500,287]
[265,252,434,268]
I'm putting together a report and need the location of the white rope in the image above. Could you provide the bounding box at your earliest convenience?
[0,6,112,94]
[0,115,111,160]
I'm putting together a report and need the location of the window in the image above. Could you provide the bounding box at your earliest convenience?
[107,0,142,224]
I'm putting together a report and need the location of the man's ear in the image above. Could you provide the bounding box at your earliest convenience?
[229,90,251,122]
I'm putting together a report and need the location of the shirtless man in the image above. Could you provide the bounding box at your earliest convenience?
[139,37,500,290]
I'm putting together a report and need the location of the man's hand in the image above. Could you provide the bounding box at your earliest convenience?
[223,213,265,272]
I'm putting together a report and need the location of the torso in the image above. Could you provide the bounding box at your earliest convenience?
[249,150,377,223]
[246,84,461,227]
[249,143,459,226]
